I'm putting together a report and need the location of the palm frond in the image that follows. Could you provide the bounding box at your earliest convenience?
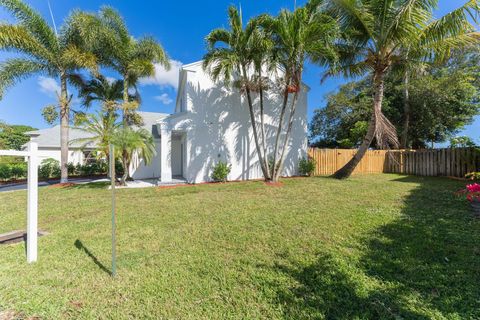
[205,28,231,49]
[134,36,170,69]
[0,24,53,61]
[61,45,98,75]
[0,58,47,98]
[0,0,57,50]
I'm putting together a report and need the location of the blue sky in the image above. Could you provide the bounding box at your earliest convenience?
[0,0,477,144]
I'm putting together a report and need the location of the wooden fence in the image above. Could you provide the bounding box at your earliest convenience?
[307,147,480,178]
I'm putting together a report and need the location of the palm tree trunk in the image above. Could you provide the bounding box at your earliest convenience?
[333,70,385,179]
[59,73,69,183]
[400,70,410,149]
[271,89,290,179]
[123,75,129,126]
[258,70,270,177]
[274,88,300,182]
[241,65,270,181]
[121,153,129,186]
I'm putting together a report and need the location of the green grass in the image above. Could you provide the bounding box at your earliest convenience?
[0,174,479,319]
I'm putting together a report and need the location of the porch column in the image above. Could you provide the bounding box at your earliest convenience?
[160,124,172,182]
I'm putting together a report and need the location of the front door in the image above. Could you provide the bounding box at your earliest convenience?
[171,137,183,177]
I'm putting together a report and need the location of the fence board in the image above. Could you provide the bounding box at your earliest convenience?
[307,147,480,178]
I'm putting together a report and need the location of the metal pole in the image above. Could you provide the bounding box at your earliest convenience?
[110,144,116,277]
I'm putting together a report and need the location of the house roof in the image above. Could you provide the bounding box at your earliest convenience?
[24,111,169,149]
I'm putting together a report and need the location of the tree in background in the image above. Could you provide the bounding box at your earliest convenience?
[323,0,479,179]
[310,54,479,149]
[396,0,479,148]
[77,75,126,119]
[0,123,36,150]
[70,7,169,126]
[0,0,98,183]
[450,136,477,148]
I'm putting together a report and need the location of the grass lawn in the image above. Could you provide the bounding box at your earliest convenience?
[0,174,479,319]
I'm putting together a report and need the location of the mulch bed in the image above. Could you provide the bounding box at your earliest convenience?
[49,183,77,188]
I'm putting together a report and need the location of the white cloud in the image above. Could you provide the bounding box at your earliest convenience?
[139,59,183,89]
[105,76,117,84]
[154,93,173,105]
[38,76,60,97]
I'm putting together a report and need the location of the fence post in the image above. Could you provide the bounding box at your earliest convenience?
[27,142,38,263]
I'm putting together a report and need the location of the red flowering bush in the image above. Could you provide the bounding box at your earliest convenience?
[457,183,480,202]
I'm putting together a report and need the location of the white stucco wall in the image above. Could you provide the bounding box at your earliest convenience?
[130,139,162,180]
[161,62,308,184]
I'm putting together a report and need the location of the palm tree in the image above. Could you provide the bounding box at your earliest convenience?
[78,75,124,116]
[0,0,98,183]
[398,0,479,148]
[111,127,156,186]
[203,6,272,180]
[71,7,169,125]
[324,0,479,179]
[259,1,338,181]
[71,111,119,168]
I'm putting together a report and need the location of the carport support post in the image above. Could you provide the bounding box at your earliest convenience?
[27,142,38,263]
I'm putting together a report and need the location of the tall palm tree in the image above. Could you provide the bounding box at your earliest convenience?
[203,6,273,180]
[325,0,479,179]
[71,7,170,125]
[112,127,155,186]
[0,0,98,183]
[398,0,479,148]
[259,0,338,181]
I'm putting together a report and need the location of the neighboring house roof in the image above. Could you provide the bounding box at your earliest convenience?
[24,111,169,149]
[25,126,97,149]
[136,111,169,139]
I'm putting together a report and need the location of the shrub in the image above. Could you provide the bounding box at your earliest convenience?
[38,158,60,180]
[299,157,316,176]
[211,161,231,182]
[0,163,12,181]
[10,163,27,180]
[115,160,124,176]
[67,162,76,175]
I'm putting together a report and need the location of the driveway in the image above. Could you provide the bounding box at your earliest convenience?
[0,178,103,192]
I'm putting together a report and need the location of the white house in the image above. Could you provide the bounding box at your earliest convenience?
[26,60,308,183]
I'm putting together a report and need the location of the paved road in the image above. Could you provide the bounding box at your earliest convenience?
[0,178,101,192]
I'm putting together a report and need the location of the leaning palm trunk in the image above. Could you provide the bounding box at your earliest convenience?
[59,73,69,183]
[334,70,398,179]
[400,70,410,149]
[273,88,300,182]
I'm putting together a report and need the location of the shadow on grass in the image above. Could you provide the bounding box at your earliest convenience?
[264,176,480,319]
[74,239,111,276]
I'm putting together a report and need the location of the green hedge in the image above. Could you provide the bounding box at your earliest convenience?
[0,158,124,182]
